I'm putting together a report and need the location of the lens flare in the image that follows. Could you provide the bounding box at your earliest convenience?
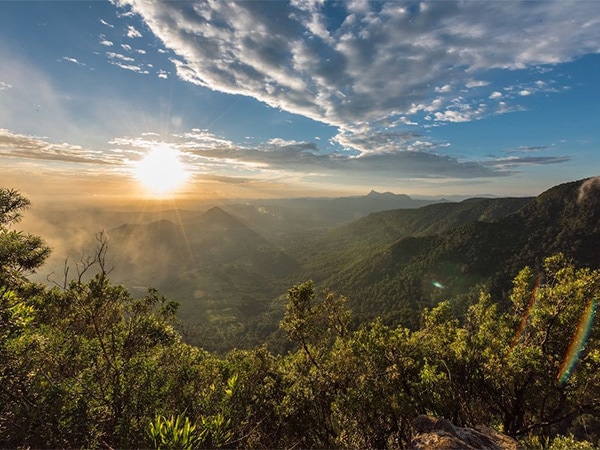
[510,275,541,350]
[558,298,597,384]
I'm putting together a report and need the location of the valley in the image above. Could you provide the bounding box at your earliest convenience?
[27,178,600,353]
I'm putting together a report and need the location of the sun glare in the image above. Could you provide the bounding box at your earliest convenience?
[134,146,190,196]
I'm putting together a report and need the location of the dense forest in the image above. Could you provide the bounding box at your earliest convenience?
[2,183,600,448]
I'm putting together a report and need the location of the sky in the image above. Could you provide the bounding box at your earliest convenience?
[1,0,600,203]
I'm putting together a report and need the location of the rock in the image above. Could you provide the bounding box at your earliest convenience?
[411,416,518,450]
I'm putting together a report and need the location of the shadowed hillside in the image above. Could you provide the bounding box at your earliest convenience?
[106,206,298,338]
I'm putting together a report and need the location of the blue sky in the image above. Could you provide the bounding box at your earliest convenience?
[1,0,600,201]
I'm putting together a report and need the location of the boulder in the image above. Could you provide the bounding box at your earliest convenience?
[411,416,518,450]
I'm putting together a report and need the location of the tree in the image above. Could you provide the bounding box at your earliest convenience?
[411,254,600,441]
[0,188,50,287]
[489,254,600,439]
[280,280,350,368]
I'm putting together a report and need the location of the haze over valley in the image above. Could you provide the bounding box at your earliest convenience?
[23,177,600,353]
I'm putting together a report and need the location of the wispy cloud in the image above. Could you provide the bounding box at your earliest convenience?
[0,129,122,166]
[59,57,88,68]
[106,51,135,62]
[115,0,600,156]
[105,51,149,74]
[111,62,148,74]
[485,155,570,170]
[507,145,551,154]
[434,103,487,123]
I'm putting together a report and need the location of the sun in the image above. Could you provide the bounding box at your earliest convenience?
[134,146,190,196]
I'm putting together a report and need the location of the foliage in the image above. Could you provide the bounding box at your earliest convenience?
[522,434,600,450]
[0,188,50,286]
[548,435,599,450]
[148,413,204,449]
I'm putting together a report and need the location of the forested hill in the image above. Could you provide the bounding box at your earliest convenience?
[292,196,533,284]
[310,178,600,326]
[105,206,297,339]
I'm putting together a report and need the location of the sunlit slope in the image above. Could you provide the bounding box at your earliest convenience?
[311,178,600,327]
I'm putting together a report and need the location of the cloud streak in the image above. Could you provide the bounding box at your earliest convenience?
[0,129,123,166]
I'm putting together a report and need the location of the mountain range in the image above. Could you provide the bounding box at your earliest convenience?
[30,178,600,352]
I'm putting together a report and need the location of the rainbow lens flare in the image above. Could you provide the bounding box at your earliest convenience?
[510,275,541,350]
[557,298,597,384]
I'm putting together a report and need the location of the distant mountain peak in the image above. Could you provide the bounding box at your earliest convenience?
[367,190,410,199]
[200,205,250,229]
[203,205,236,219]
[205,205,228,215]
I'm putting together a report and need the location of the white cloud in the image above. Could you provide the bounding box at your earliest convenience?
[519,89,532,96]
[0,81,13,91]
[466,80,490,88]
[60,57,86,67]
[111,62,148,74]
[121,44,132,51]
[507,145,550,154]
[105,126,573,184]
[433,102,487,123]
[126,25,142,38]
[100,18,114,28]
[100,40,114,47]
[434,110,470,123]
[489,91,502,99]
[106,52,135,62]
[116,0,600,156]
[435,84,452,93]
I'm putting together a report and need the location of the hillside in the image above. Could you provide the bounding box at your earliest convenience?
[292,196,532,285]
[222,190,443,246]
[106,206,297,339]
[312,178,600,326]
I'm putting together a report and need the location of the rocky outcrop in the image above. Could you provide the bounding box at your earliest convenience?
[411,416,518,450]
